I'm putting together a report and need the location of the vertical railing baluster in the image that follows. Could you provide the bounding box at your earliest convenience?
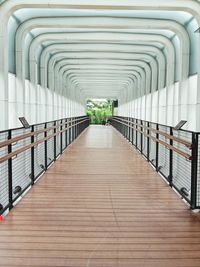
[147,121,150,162]
[44,123,47,170]
[31,125,35,185]
[76,117,78,138]
[74,118,76,139]
[131,118,134,145]
[191,133,198,209]
[136,119,138,149]
[141,120,143,153]
[156,124,159,171]
[72,118,74,142]
[126,118,127,139]
[8,130,13,210]
[77,119,79,137]
[128,117,131,142]
[65,119,68,148]
[122,119,124,136]
[54,121,57,160]
[60,120,63,154]
[73,118,75,142]
[69,118,71,144]
[169,127,173,186]
[127,117,128,139]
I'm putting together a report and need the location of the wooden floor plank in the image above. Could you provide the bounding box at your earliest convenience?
[1,125,200,266]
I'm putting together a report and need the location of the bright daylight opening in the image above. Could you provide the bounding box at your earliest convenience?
[86,99,113,125]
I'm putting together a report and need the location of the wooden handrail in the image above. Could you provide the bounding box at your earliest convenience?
[111,118,192,160]
[112,117,192,149]
[0,118,89,164]
[0,117,88,149]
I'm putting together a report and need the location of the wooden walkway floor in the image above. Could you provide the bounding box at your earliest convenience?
[1,125,200,267]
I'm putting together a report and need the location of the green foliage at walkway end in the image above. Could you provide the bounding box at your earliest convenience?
[86,99,113,124]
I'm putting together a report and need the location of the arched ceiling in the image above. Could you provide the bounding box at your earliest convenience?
[1,0,200,104]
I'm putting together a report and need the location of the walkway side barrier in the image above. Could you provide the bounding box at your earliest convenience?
[0,116,90,215]
[110,116,199,209]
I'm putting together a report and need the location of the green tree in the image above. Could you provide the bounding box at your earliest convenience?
[86,99,113,124]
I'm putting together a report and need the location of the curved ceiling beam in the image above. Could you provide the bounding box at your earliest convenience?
[46,48,161,94]
[0,0,199,106]
[63,69,143,99]
[38,34,174,91]
[39,43,162,91]
[29,32,165,87]
[69,80,136,101]
[45,50,156,100]
[16,18,175,87]
[53,59,151,95]
[60,67,144,103]
[63,68,143,96]
[13,16,189,79]
[41,46,160,92]
[47,51,150,99]
[1,0,200,24]
[67,73,138,98]
[47,51,160,88]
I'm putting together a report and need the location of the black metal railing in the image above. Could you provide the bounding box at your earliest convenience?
[0,116,89,215]
[111,116,200,209]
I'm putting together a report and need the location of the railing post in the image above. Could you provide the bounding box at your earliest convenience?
[74,118,77,140]
[129,118,131,142]
[147,121,150,161]
[156,123,159,171]
[76,117,78,138]
[125,118,127,139]
[124,118,126,137]
[69,118,71,144]
[72,119,74,142]
[136,119,138,149]
[127,118,129,140]
[77,119,79,137]
[122,118,124,136]
[65,119,68,148]
[140,120,143,153]
[131,118,134,145]
[54,121,57,160]
[191,133,198,209]
[71,118,74,143]
[77,118,78,137]
[44,123,47,170]
[60,120,63,154]
[8,130,13,210]
[168,127,173,186]
[122,118,126,137]
[74,117,76,139]
[127,117,129,140]
[31,125,35,185]
[74,118,76,140]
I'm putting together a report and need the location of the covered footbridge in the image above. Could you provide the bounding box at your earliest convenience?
[1,1,200,266]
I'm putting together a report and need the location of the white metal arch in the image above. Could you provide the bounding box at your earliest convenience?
[0,0,200,130]
[14,16,189,80]
[30,31,165,88]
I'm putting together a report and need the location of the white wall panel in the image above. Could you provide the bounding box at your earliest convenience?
[118,74,199,131]
[0,74,85,130]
